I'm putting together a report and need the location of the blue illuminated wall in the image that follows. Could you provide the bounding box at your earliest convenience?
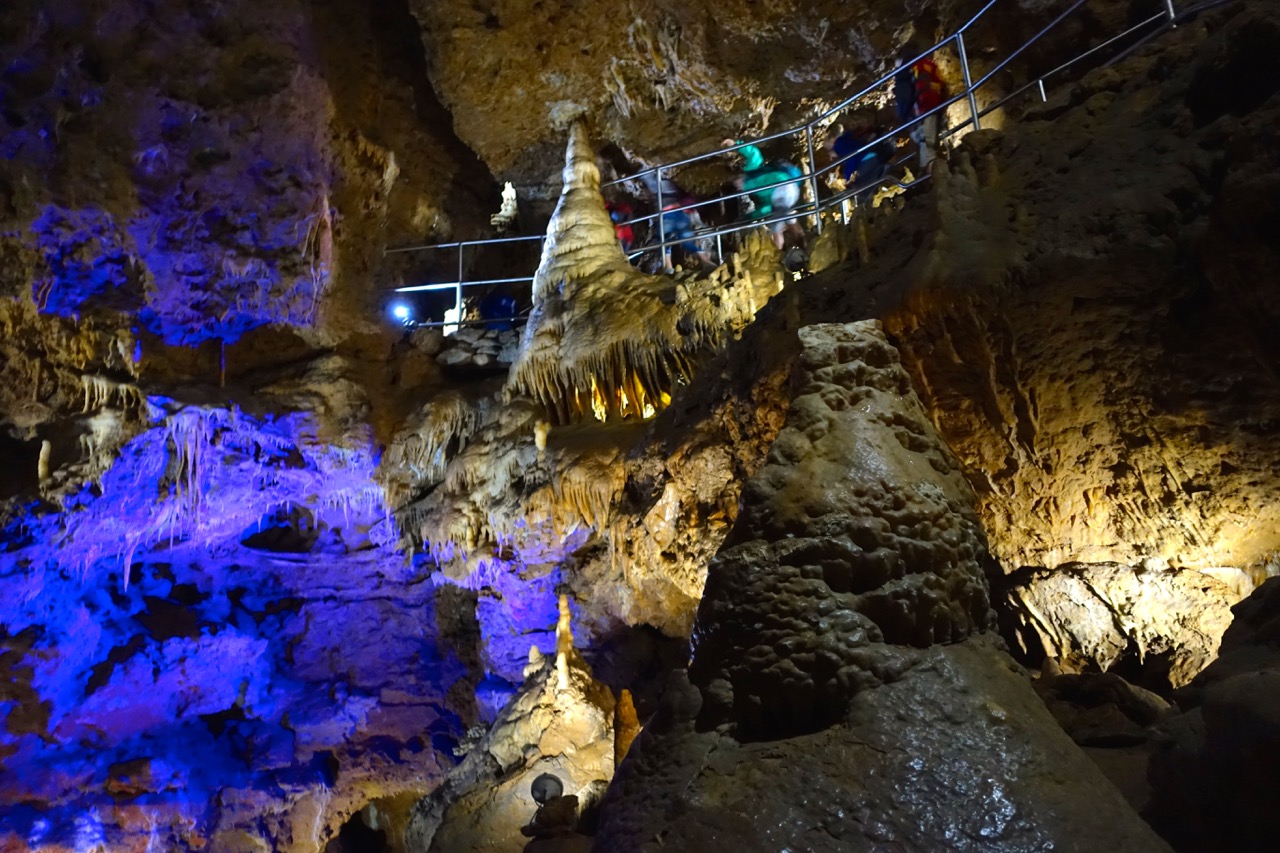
[0,405,470,850]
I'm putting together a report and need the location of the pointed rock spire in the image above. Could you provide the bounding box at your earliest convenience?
[530,122,630,303]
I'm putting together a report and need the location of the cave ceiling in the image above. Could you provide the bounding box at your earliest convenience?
[407,0,961,189]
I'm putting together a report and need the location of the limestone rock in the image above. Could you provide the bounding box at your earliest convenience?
[404,0,971,190]
[1003,562,1249,688]
[879,6,1280,580]
[593,321,1169,852]
[406,598,616,853]
[411,327,446,356]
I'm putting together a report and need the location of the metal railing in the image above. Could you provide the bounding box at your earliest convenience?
[387,0,1196,330]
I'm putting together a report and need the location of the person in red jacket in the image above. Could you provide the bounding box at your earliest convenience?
[898,46,948,175]
[606,200,635,252]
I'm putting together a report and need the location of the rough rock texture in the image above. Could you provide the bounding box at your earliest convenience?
[593,321,1169,852]
[0,536,470,853]
[1147,577,1280,852]
[506,123,782,425]
[878,5,1280,579]
[0,1,508,844]
[405,597,615,853]
[3,0,1279,848]
[403,0,1044,192]
[689,322,994,737]
[0,0,494,355]
[1033,668,1173,814]
[0,353,489,851]
[386,125,795,673]
[1003,562,1250,688]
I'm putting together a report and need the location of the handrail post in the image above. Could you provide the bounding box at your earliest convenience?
[455,243,464,331]
[1164,0,1177,25]
[956,33,981,132]
[805,124,823,235]
[656,168,666,269]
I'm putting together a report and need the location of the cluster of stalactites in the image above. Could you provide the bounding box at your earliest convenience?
[378,391,490,507]
[515,340,689,425]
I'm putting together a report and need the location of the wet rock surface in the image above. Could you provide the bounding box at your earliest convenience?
[593,322,1169,852]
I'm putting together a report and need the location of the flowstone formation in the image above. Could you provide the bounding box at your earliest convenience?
[0,366,478,852]
[593,322,1170,852]
[880,7,1280,581]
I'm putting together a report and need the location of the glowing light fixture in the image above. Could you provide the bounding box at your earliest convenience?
[391,302,411,324]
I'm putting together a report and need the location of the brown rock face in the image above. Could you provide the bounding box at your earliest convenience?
[405,0,952,188]
[1002,562,1248,688]
[593,322,1168,852]
[880,8,1280,579]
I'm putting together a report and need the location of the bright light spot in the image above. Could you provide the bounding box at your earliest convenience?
[391,302,411,322]
[443,305,462,336]
[589,376,608,422]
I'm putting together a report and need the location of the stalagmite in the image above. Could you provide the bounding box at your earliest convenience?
[592,322,1172,852]
[555,593,573,692]
[405,591,616,853]
[37,440,51,482]
[490,181,519,230]
[534,419,550,455]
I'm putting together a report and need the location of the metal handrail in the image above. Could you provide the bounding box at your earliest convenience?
[389,0,1196,326]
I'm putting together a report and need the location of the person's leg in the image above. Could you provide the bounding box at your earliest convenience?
[771,183,802,250]
[855,157,887,207]
[768,222,786,251]
[785,220,805,248]
[920,114,940,173]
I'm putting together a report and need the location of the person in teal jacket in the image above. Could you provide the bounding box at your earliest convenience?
[724,139,805,250]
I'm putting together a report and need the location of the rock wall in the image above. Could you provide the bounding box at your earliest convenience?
[1148,577,1280,851]
[405,0,919,186]
[0,2,509,843]
[877,6,1280,579]
[1002,562,1249,688]
[2,0,1278,849]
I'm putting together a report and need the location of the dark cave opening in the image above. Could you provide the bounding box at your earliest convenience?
[0,431,42,500]
[323,809,389,853]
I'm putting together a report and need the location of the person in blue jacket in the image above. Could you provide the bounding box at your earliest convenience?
[825,123,891,206]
